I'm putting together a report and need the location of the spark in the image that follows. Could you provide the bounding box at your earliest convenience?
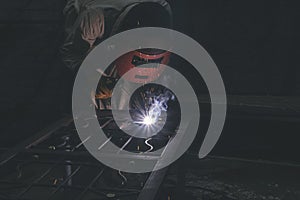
[134,89,175,127]
[129,86,176,139]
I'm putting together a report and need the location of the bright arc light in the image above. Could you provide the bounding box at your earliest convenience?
[143,115,155,125]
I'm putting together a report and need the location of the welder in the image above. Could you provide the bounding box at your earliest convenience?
[60,0,175,186]
[60,0,173,108]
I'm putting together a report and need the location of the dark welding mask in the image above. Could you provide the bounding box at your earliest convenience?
[110,2,173,83]
[115,49,171,83]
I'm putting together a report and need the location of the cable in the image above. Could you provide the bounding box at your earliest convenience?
[145,138,153,152]
[118,170,128,185]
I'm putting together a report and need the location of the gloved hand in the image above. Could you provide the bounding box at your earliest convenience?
[80,8,104,48]
[95,76,117,99]
[95,64,118,100]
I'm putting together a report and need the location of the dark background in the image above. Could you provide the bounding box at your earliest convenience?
[0,0,299,162]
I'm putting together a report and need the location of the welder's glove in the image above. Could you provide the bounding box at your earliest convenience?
[95,77,117,99]
[80,8,105,48]
[95,65,119,99]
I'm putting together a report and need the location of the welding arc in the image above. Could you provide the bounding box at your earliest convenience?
[145,138,153,152]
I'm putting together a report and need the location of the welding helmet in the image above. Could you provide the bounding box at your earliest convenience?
[111,2,173,83]
[115,49,171,83]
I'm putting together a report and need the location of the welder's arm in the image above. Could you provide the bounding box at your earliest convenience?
[60,31,92,73]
